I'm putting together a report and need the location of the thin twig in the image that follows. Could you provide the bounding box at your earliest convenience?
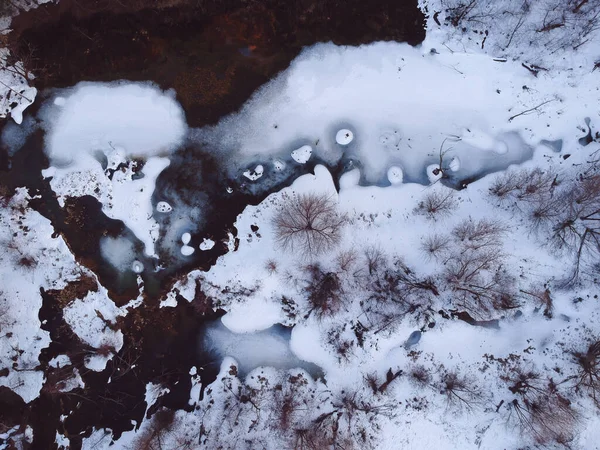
[508,99,556,122]
[0,79,33,103]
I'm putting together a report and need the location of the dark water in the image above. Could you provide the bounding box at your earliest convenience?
[198,319,324,380]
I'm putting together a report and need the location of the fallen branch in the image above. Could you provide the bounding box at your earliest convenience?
[508,99,556,122]
[0,79,33,103]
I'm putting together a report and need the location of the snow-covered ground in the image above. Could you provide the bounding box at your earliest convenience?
[40,83,185,257]
[0,188,81,402]
[3,0,600,448]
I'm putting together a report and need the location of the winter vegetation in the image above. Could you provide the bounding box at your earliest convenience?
[2,0,600,449]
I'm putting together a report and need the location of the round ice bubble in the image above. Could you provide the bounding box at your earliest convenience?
[181,245,195,256]
[181,233,191,245]
[336,129,354,145]
[156,201,172,213]
[387,166,403,184]
[131,260,144,273]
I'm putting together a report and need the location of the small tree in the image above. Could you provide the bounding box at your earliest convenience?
[272,193,346,259]
[426,218,515,319]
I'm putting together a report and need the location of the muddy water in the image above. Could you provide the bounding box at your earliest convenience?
[0,1,426,448]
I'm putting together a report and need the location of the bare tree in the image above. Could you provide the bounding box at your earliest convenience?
[503,366,578,444]
[438,0,600,60]
[489,167,600,285]
[363,246,386,276]
[431,218,516,319]
[273,193,346,259]
[571,340,600,407]
[301,264,345,320]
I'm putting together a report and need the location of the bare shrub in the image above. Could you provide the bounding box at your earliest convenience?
[489,168,558,205]
[452,218,506,246]
[361,257,438,334]
[310,388,394,450]
[438,0,600,59]
[272,193,346,259]
[264,259,278,275]
[520,287,553,318]
[336,249,359,274]
[301,264,344,320]
[438,218,516,319]
[507,396,577,445]
[409,365,432,387]
[572,340,600,407]
[438,369,480,411]
[414,188,458,220]
[549,175,600,284]
[420,233,449,260]
[272,373,313,432]
[131,408,176,450]
[326,326,355,363]
[364,246,386,275]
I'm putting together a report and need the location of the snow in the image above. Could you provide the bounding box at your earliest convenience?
[290,144,312,163]
[43,151,170,257]
[43,82,186,164]
[0,48,36,124]
[35,83,186,256]
[387,166,403,184]
[0,188,82,403]
[48,355,71,368]
[99,236,136,272]
[143,382,170,419]
[131,260,144,274]
[199,238,215,251]
[243,164,264,181]
[62,286,125,370]
[55,432,69,450]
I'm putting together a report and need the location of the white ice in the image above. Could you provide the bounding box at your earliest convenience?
[44,82,186,164]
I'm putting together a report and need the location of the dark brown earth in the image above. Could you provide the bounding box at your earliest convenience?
[11,0,425,127]
[0,1,426,448]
